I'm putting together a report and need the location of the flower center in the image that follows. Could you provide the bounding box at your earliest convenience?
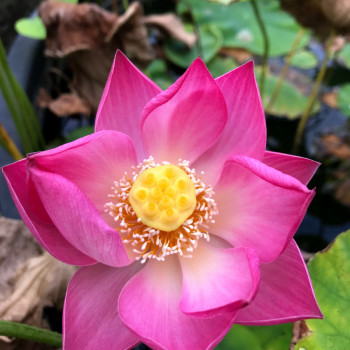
[105,157,217,263]
[129,165,197,232]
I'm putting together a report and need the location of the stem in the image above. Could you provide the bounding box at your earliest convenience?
[122,0,128,12]
[250,0,269,98]
[183,0,203,57]
[0,320,62,347]
[267,28,305,111]
[292,31,335,154]
[0,122,24,161]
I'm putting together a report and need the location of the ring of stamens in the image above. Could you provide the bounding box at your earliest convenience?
[105,157,218,263]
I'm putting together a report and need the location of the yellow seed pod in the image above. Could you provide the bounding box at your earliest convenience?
[129,164,196,231]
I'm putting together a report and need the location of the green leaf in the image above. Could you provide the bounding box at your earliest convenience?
[58,0,79,3]
[178,0,310,56]
[65,126,94,143]
[295,230,350,350]
[144,60,174,90]
[216,323,292,350]
[207,56,238,78]
[339,43,350,69]
[15,17,46,40]
[290,50,318,69]
[261,71,320,118]
[0,39,45,153]
[337,84,350,117]
[164,24,223,68]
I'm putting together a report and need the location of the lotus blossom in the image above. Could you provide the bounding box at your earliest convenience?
[2,51,322,350]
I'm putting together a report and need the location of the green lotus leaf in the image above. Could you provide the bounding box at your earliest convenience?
[295,230,350,350]
[178,0,309,56]
[290,50,318,69]
[216,323,292,350]
[339,43,350,69]
[15,17,46,40]
[164,24,223,68]
[337,84,350,117]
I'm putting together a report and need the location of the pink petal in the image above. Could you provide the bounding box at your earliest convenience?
[2,160,95,266]
[179,241,260,317]
[193,61,266,185]
[95,51,162,160]
[64,263,142,349]
[141,58,228,164]
[211,156,315,263]
[119,256,236,350]
[263,151,320,185]
[28,130,137,219]
[28,168,131,267]
[235,240,323,325]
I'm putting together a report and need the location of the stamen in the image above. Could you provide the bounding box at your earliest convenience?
[105,157,218,263]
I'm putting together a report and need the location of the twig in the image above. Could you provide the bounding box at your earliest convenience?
[267,28,305,111]
[0,320,62,347]
[250,0,269,98]
[292,30,335,154]
[0,122,24,161]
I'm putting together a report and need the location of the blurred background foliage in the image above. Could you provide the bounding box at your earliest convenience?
[1,0,350,349]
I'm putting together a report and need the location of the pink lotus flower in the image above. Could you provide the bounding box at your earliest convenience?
[3,51,322,349]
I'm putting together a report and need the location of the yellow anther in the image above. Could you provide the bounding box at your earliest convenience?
[150,187,163,200]
[165,186,178,198]
[176,194,191,210]
[176,178,189,191]
[129,164,196,232]
[142,171,156,186]
[134,188,148,202]
[142,202,159,217]
[159,196,174,209]
[158,177,170,190]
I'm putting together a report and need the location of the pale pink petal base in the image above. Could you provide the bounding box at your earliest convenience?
[235,240,323,325]
[180,241,260,317]
[211,156,315,263]
[2,159,95,266]
[263,151,320,185]
[119,256,236,350]
[141,58,227,164]
[64,263,141,350]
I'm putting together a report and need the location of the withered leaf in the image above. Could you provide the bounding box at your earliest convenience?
[143,13,196,48]
[0,217,76,349]
[39,1,153,116]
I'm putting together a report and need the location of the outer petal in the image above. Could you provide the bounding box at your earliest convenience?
[64,262,142,350]
[235,240,323,325]
[28,130,137,216]
[95,51,162,160]
[119,256,236,350]
[211,156,315,263]
[194,61,266,185]
[141,58,228,164]
[2,160,95,266]
[179,241,260,317]
[29,168,130,267]
[263,151,320,185]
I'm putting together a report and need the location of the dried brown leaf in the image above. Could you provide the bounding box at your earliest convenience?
[143,14,196,48]
[281,0,350,38]
[0,217,76,349]
[322,134,350,159]
[322,91,339,109]
[47,93,91,117]
[219,47,252,63]
[38,1,153,115]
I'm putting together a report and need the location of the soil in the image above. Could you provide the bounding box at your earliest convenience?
[0,0,43,51]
